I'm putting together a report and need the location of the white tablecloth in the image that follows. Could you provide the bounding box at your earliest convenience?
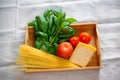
[0,0,120,80]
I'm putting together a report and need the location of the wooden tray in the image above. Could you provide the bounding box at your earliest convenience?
[25,22,102,72]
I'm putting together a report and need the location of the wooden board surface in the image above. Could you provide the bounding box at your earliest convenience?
[24,22,102,72]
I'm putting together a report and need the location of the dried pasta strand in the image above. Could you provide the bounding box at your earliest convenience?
[16,45,79,70]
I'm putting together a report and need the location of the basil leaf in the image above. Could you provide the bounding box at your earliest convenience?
[57,13,63,26]
[28,20,35,26]
[49,36,54,43]
[59,30,76,38]
[62,12,66,19]
[34,37,43,49]
[33,21,39,32]
[47,43,58,55]
[36,31,48,41]
[28,20,39,32]
[65,18,77,24]
[36,16,48,33]
[61,22,69,29]
[40,42,49,51]
[47,16,54,35]
[44,10,52,18]
[53,43,58,49]
[61,26,74,32]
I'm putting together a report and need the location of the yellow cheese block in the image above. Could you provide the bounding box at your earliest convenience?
[69,42,96,67]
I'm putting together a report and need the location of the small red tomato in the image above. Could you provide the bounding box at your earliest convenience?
[57,42,73,59]
[79,32,91,44]
[69,37,79,47]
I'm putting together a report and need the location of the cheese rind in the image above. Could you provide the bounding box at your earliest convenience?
[69,42,96,67]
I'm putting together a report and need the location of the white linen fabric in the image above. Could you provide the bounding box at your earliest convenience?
[0,0,120,80]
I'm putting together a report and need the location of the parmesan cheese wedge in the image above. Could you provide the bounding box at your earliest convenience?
[69,42,96,67]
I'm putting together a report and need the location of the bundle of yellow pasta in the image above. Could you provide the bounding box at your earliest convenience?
[16,45,79,72]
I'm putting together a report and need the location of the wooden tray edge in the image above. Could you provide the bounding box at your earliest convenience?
[24,22,102,72]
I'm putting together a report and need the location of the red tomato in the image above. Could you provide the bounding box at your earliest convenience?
[57,42,73,59]
[79,32,91,44]
[69,37,79,47]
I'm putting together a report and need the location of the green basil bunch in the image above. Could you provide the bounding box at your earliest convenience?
[28,8,77,55]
